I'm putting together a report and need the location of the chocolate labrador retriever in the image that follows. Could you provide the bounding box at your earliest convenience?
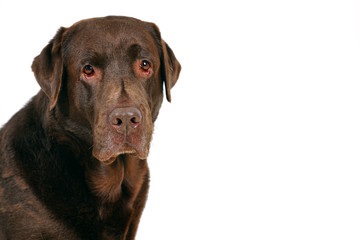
[0,16,181,239]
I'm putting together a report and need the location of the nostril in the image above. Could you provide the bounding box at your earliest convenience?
[130,117,140,125]
[112,118,123,126]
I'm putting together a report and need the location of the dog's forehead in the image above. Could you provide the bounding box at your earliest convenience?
[65,17,158,56]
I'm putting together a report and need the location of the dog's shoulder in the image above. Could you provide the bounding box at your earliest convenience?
[0,95,81,239]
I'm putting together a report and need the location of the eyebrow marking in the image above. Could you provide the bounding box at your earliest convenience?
[128,44,141,59]
[79,51,105,67]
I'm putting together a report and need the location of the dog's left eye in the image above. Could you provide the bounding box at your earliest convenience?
[134,60,153,78]
[83,65,95,77]
[140,60,151,72]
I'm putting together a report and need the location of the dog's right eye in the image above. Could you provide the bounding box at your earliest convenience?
[83,65,95,77]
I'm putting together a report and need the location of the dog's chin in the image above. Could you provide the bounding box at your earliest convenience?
[92,143,148,165]
[100,156,118,165]
[99,150,135,165]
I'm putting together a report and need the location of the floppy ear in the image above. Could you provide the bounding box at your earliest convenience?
[160,40,181,102]
[32,27,67,110]
[145,22,181,102]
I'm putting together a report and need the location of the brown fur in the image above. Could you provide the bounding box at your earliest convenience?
[0,16,181,239]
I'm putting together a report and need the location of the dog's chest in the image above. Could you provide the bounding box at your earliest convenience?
[84,156,148,237]
[87,156,146,205]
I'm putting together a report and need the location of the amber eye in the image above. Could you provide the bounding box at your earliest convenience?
[83,65,95,77]
[140,60,151,72]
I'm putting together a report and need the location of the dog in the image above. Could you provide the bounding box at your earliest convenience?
[0,16,181,239]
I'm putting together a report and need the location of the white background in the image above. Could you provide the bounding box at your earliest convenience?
[1,0,360,239]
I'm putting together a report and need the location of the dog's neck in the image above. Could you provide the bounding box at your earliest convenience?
[87,157,125,203]
[86,154,148,206]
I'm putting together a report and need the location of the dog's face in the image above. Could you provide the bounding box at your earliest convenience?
[31,16,181,164]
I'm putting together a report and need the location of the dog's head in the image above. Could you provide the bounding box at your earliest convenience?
[31,16,181,164]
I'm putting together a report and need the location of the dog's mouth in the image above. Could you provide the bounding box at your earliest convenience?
[92,130,151,164]
[99,147,138,165]
[101,157,118,165]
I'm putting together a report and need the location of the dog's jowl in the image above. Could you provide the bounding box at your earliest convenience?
[0,16,181,240]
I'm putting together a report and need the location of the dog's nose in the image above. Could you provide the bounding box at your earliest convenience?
[109,107,142,132]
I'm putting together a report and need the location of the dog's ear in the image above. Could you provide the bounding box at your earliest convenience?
[160,40,181,102]
[32,27,67,110]
[145,22,181,102]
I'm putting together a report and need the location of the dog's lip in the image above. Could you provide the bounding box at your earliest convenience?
[93,142,146,164]
[101,156,118,165]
